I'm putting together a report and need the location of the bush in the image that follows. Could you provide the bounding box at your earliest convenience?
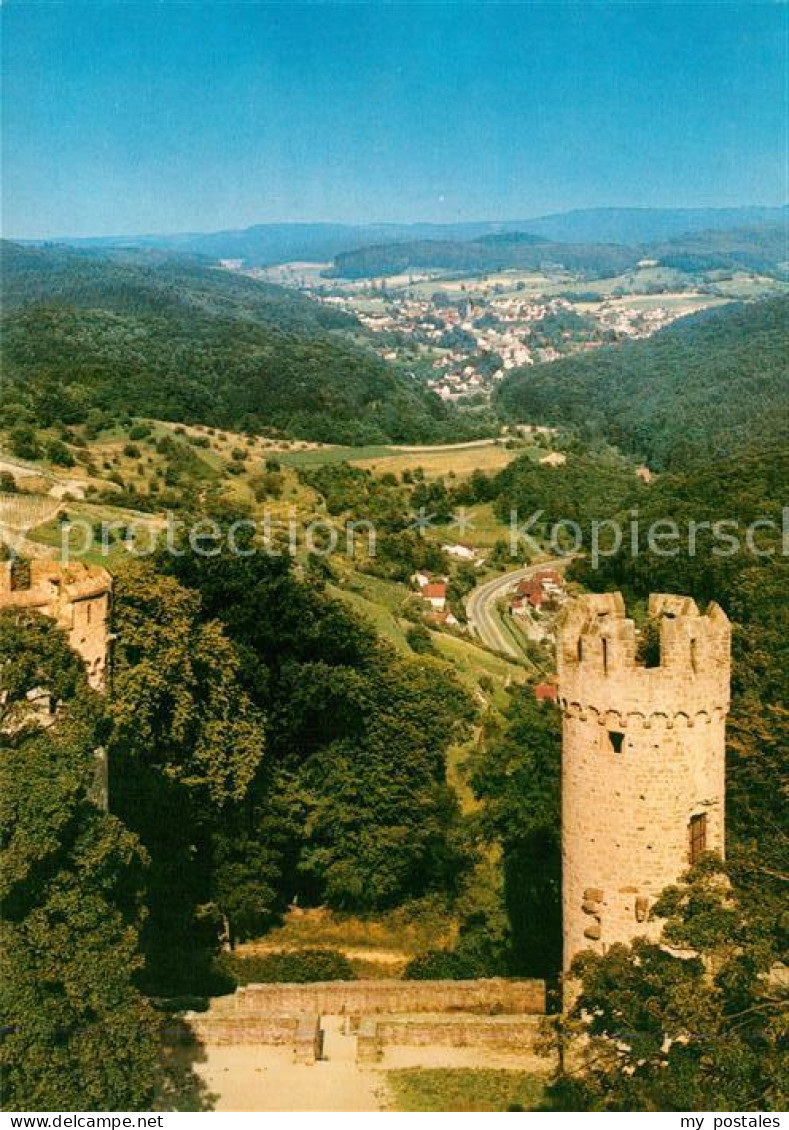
[222,947,356,984]
[47,439,76,467]
[403,949,480,980]
[128,423,152,441]
[249,470,283,500]
[406,624,435,655]
[9,426,41,461]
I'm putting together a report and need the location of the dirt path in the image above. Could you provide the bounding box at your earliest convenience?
[390,438,502,453]
[237,942,408,966]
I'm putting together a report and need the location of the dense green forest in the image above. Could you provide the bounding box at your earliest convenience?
[0,611,161,1109]
[0,242,488,445]
[496,296,789,470]
[1,537,482,1106]
[1,242,354,333]
[648,222,789,275]
[331,235,639,278]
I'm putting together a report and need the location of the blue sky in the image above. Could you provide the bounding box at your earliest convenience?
[2,1,786,238]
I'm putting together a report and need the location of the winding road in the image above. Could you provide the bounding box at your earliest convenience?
[465,559,569,660]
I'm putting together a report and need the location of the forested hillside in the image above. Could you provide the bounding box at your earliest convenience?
[495,296,789,469]
[330,223,788,280]
[332,236,639,279]
[1,241,355,333]
[0,242,485,444]
[649,223,788,275]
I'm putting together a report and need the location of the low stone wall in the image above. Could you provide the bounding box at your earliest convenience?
[356,1017,380,1064]
[170,1011,321,1063]
[356,1013,542,1063]
[377,1014,542,1047]
[295,1014,322,1065]
[223,978,545,1017]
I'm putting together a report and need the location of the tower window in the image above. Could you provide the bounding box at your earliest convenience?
[688,813,707,864]
[608,730,625,753]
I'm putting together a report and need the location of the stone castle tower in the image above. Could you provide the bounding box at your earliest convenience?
[0,559,111,690]
[557,592,731,971]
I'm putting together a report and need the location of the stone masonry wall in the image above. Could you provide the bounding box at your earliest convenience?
[0,560,111,690]
[357,1015,547,1067]
[558,593,731,971]
[168,1012,321,1063]
[373,1014,542,1048]
[208,978,545,1017]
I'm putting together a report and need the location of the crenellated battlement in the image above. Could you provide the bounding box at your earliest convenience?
[557,592,731,723]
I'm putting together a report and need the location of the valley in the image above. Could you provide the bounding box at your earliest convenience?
[2,229,787,1115]
[245,238,786,403]
[3,0,788,1112]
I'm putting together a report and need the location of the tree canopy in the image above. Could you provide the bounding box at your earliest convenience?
[496,297,789,470]
[0,612,160,1111]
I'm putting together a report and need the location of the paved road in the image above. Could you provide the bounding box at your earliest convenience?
[465,559,568,660]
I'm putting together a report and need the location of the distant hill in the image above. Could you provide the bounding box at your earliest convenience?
[649,224,789,276]
[0,242,487,445]
[331,238,640,279]
[0,241,355,334]
[29,205,788,265]
[509,205,788,244]
[494,296,789,470]
[331,223,788,280]
[41,221,541,267]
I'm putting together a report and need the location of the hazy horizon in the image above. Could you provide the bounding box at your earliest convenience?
[3,2,786,240]
[10,202,788,247]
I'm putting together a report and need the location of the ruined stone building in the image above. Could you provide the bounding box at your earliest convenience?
[0,559,112,805]
[0,559,111,690]
[557,592,731,971]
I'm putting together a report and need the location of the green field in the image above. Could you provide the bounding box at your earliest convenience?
[328,576,412,653]
[277,444,396,468]
[431,502,512,548]
[387,1069,547,1112]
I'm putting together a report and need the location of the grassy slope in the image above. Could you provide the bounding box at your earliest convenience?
[387,1069,546,1112]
